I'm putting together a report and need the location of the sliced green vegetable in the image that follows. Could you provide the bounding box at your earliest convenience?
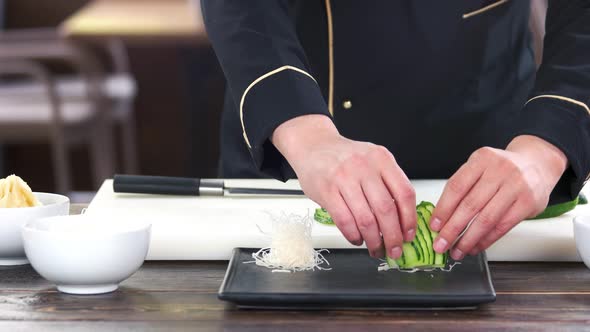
[579,193,588,205]
[388,201,447,269]
[419,203,446,267]
[395,242,419,267]
[419,201,435,215]
[530,197,579,220]
[413,212,431,265]
[435,252,447,266]
[416,202,437,265]
[416,211,433,265]
[530,193,588,220]
[314,201,448,269]
[314,208,335,225]
[387,255,399,268]
[411,242,422,263]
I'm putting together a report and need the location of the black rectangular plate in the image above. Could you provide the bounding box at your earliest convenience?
[218,248,496,310]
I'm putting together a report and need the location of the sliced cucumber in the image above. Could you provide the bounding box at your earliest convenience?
[528,193,588,220]
[411,242,423,263]
[435,252,447,267]
[415,211,433,265]
[414,212,431,265]
[314,208,336,225]
[417,202,438,265]
[579,193,588,205]
[419,201,435,215]
[530,197,579,220]
[388,201,447,269]
[313,201,448,269]
[395,242,420,267]
[386,255,398,268]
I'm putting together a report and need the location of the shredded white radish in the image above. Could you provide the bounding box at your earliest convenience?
[249,212,330,273]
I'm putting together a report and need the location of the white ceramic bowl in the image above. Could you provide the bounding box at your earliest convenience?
[22,214,151,295]
[0,193,69,265]
[574,216,590,269]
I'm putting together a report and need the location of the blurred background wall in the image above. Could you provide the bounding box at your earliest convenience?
[1,0,225,193]
[0,0,547,196]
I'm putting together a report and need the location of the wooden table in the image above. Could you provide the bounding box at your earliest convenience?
[59,0,207,44]
[1,205,589,331]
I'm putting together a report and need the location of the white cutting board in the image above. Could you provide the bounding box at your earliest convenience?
[86,179,590,262]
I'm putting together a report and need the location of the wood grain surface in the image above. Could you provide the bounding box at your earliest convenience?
[1,261,590,331]
[1,204,588,331]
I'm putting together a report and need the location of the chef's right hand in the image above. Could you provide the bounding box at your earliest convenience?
[272,114,416,258]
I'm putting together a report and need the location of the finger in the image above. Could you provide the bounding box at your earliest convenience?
[433,173,500,254]
[362,176,403,259]
[430,159,485,232]
[340,183,385,258]
[475,199,529,251]
[380,156,416,241]
[450,183,519,260]
[322,192,363,246]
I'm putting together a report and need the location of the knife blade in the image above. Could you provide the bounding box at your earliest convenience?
[113,174,305,196]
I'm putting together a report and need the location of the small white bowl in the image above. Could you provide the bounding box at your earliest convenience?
[0,193,69,265]
[22,214,151,295]
[574,216,590,268]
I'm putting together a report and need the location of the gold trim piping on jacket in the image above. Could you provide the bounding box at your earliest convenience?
[324,0,334,116]
[525,94,590,115]
[462,0,508,19]
[239,66,317,148]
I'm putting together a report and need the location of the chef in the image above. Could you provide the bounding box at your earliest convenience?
[201,1,590,261]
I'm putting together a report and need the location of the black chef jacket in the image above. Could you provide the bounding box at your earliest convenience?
[201,0,590,203]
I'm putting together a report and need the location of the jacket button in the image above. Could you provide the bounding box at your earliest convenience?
[342,100,352,110]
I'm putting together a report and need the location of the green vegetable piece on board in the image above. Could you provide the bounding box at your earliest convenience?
[530,197,579,220]
[315,201,449,269]
[388,201,447,269]
[579,193,588,205]
[314,208,336,225]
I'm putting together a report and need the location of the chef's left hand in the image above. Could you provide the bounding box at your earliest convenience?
[430,135,568,260]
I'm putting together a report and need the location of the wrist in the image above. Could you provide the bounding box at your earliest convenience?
[506,135,568,178]
[271,114,339,165]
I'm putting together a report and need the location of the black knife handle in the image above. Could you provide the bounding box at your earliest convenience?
[113,174,201,196]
